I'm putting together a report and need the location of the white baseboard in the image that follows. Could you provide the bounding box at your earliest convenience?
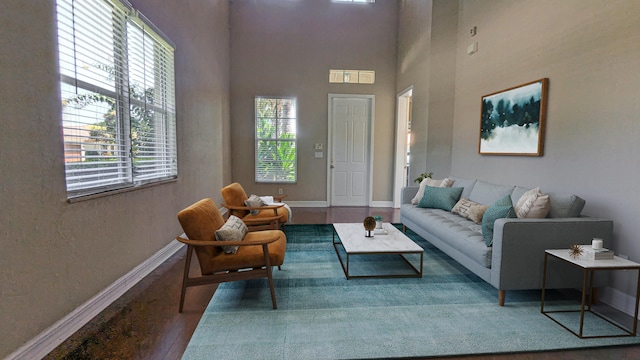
[6,240,185,360]
[370,201,394,208]
[286,201,328,207]
[599,286,640,320]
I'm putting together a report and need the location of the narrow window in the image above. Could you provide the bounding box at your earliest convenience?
[255,97,297,183]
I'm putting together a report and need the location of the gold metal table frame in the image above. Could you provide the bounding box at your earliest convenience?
[541,249,640,339]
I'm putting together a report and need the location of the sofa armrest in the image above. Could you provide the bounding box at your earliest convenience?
[401,186,419,205]
[490,217,614,290]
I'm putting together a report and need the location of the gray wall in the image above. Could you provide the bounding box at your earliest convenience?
[451,0,640,299]
[229,0,398,202]
[396,0,457,182]
[0,0,230,357]
[400,0,640,302]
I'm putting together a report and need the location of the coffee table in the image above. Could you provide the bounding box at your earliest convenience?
[332,223,424,279]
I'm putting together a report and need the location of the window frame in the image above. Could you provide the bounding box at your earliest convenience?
[254,97,298,184]
[56,0,177,200]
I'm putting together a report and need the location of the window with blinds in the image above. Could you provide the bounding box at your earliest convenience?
[255,97,297,183]
[56,0,176,199]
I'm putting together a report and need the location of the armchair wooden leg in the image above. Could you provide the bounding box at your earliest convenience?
[498,290,506,306]
[262,244,278,309]
[179,245,194,313]
[402,224,406,233]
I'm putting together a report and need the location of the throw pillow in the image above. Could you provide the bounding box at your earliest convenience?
[514,187,538,218]
[411,177,456,205]
[468,204,490,224]
[525,194,551,218]
[244,194,265,215]
[417,186,463,211]
[482,195,516,246]
[452,198,489,224]
[514,187,551,218]
[215,215,248,254]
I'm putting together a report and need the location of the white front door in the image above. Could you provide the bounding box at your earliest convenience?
[328,95,373,206]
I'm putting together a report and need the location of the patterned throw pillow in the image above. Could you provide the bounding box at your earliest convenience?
[468,205,490,224]
[215,215,248,254]
[244,194,265,215]
[452,198,489,224]
[417,186,464,211]
[411,178,456,205]
[482,195,516,246]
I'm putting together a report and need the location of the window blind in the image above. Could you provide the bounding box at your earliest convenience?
[56,0,176,198]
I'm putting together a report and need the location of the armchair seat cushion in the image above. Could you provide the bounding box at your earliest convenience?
[208,230,287,274]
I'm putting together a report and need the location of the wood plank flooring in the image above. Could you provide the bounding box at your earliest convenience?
[45,207,640,359]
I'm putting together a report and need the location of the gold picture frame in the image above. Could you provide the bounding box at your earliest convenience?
[479,78,549,156]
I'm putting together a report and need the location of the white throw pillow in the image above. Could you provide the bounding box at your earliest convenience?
[411,178,456,205]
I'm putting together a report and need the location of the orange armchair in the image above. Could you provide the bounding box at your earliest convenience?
[221,182,289,231]
[176,198,286,312]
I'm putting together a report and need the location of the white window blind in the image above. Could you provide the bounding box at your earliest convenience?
[56,0,176,198]
[255,97,297,183]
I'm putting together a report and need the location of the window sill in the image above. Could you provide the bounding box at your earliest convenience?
[66,178,178,204]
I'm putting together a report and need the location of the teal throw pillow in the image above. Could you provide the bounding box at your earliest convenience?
[417,186,463,211]
[482,195,516,246]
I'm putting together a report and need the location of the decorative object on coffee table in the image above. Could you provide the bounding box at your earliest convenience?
[373,215,383,229]
[363,216,376,237]
[568,244,583,259]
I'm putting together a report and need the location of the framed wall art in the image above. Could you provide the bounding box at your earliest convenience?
[479,78,548,156]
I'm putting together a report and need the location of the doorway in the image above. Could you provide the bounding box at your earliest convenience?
[393,87,413,208]
[327,94,374,206]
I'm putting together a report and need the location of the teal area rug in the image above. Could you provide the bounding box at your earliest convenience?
[182,224,640,359]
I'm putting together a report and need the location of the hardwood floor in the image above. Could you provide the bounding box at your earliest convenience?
[45,207,640,360]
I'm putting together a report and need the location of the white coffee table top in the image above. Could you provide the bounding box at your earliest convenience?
[333,223,424,254]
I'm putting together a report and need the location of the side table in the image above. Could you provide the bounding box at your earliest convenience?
[541,249,640,338]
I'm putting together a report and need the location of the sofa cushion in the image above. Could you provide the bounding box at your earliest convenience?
[482,195,516,246]
[401,205,491,268]
[511,186,530,206]
[452,198,489,224]
[417,186,463,211]
[469,180,515,205]
[449,176,477,199]
[547,193,586,218]
[411,177,455,205]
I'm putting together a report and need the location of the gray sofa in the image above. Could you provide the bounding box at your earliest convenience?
[401,175,613,305]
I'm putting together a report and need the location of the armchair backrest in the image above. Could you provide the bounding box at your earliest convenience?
[221,182,250,218]
[177,198,226,274]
